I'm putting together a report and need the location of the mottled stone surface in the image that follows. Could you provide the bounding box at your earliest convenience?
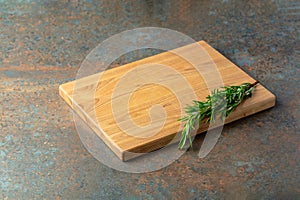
[0,0,299,199]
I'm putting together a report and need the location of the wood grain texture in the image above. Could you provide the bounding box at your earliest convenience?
[59,41,276,161]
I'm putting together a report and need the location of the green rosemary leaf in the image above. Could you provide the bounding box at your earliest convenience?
[178,81,259,150]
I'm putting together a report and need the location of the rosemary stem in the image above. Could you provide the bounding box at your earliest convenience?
[178,82,258,150]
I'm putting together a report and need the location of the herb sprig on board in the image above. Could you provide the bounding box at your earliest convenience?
[178,81,259,150]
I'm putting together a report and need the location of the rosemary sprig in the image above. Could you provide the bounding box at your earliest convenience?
[178,81,259,150]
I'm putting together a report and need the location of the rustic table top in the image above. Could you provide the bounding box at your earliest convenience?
[0,0,299,199]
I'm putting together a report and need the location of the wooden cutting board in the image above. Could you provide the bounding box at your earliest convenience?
[59,41,275,161]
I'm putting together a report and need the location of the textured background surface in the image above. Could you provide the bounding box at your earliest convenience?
[0,0,299,199]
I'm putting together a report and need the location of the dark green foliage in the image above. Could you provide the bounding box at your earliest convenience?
[178,81,259,150]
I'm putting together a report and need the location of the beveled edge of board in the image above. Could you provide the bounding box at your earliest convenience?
[59,83,125,160]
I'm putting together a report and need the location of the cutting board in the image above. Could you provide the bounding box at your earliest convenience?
[59,41,276,161]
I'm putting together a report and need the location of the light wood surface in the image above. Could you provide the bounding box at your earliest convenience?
[59,41,276,161]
